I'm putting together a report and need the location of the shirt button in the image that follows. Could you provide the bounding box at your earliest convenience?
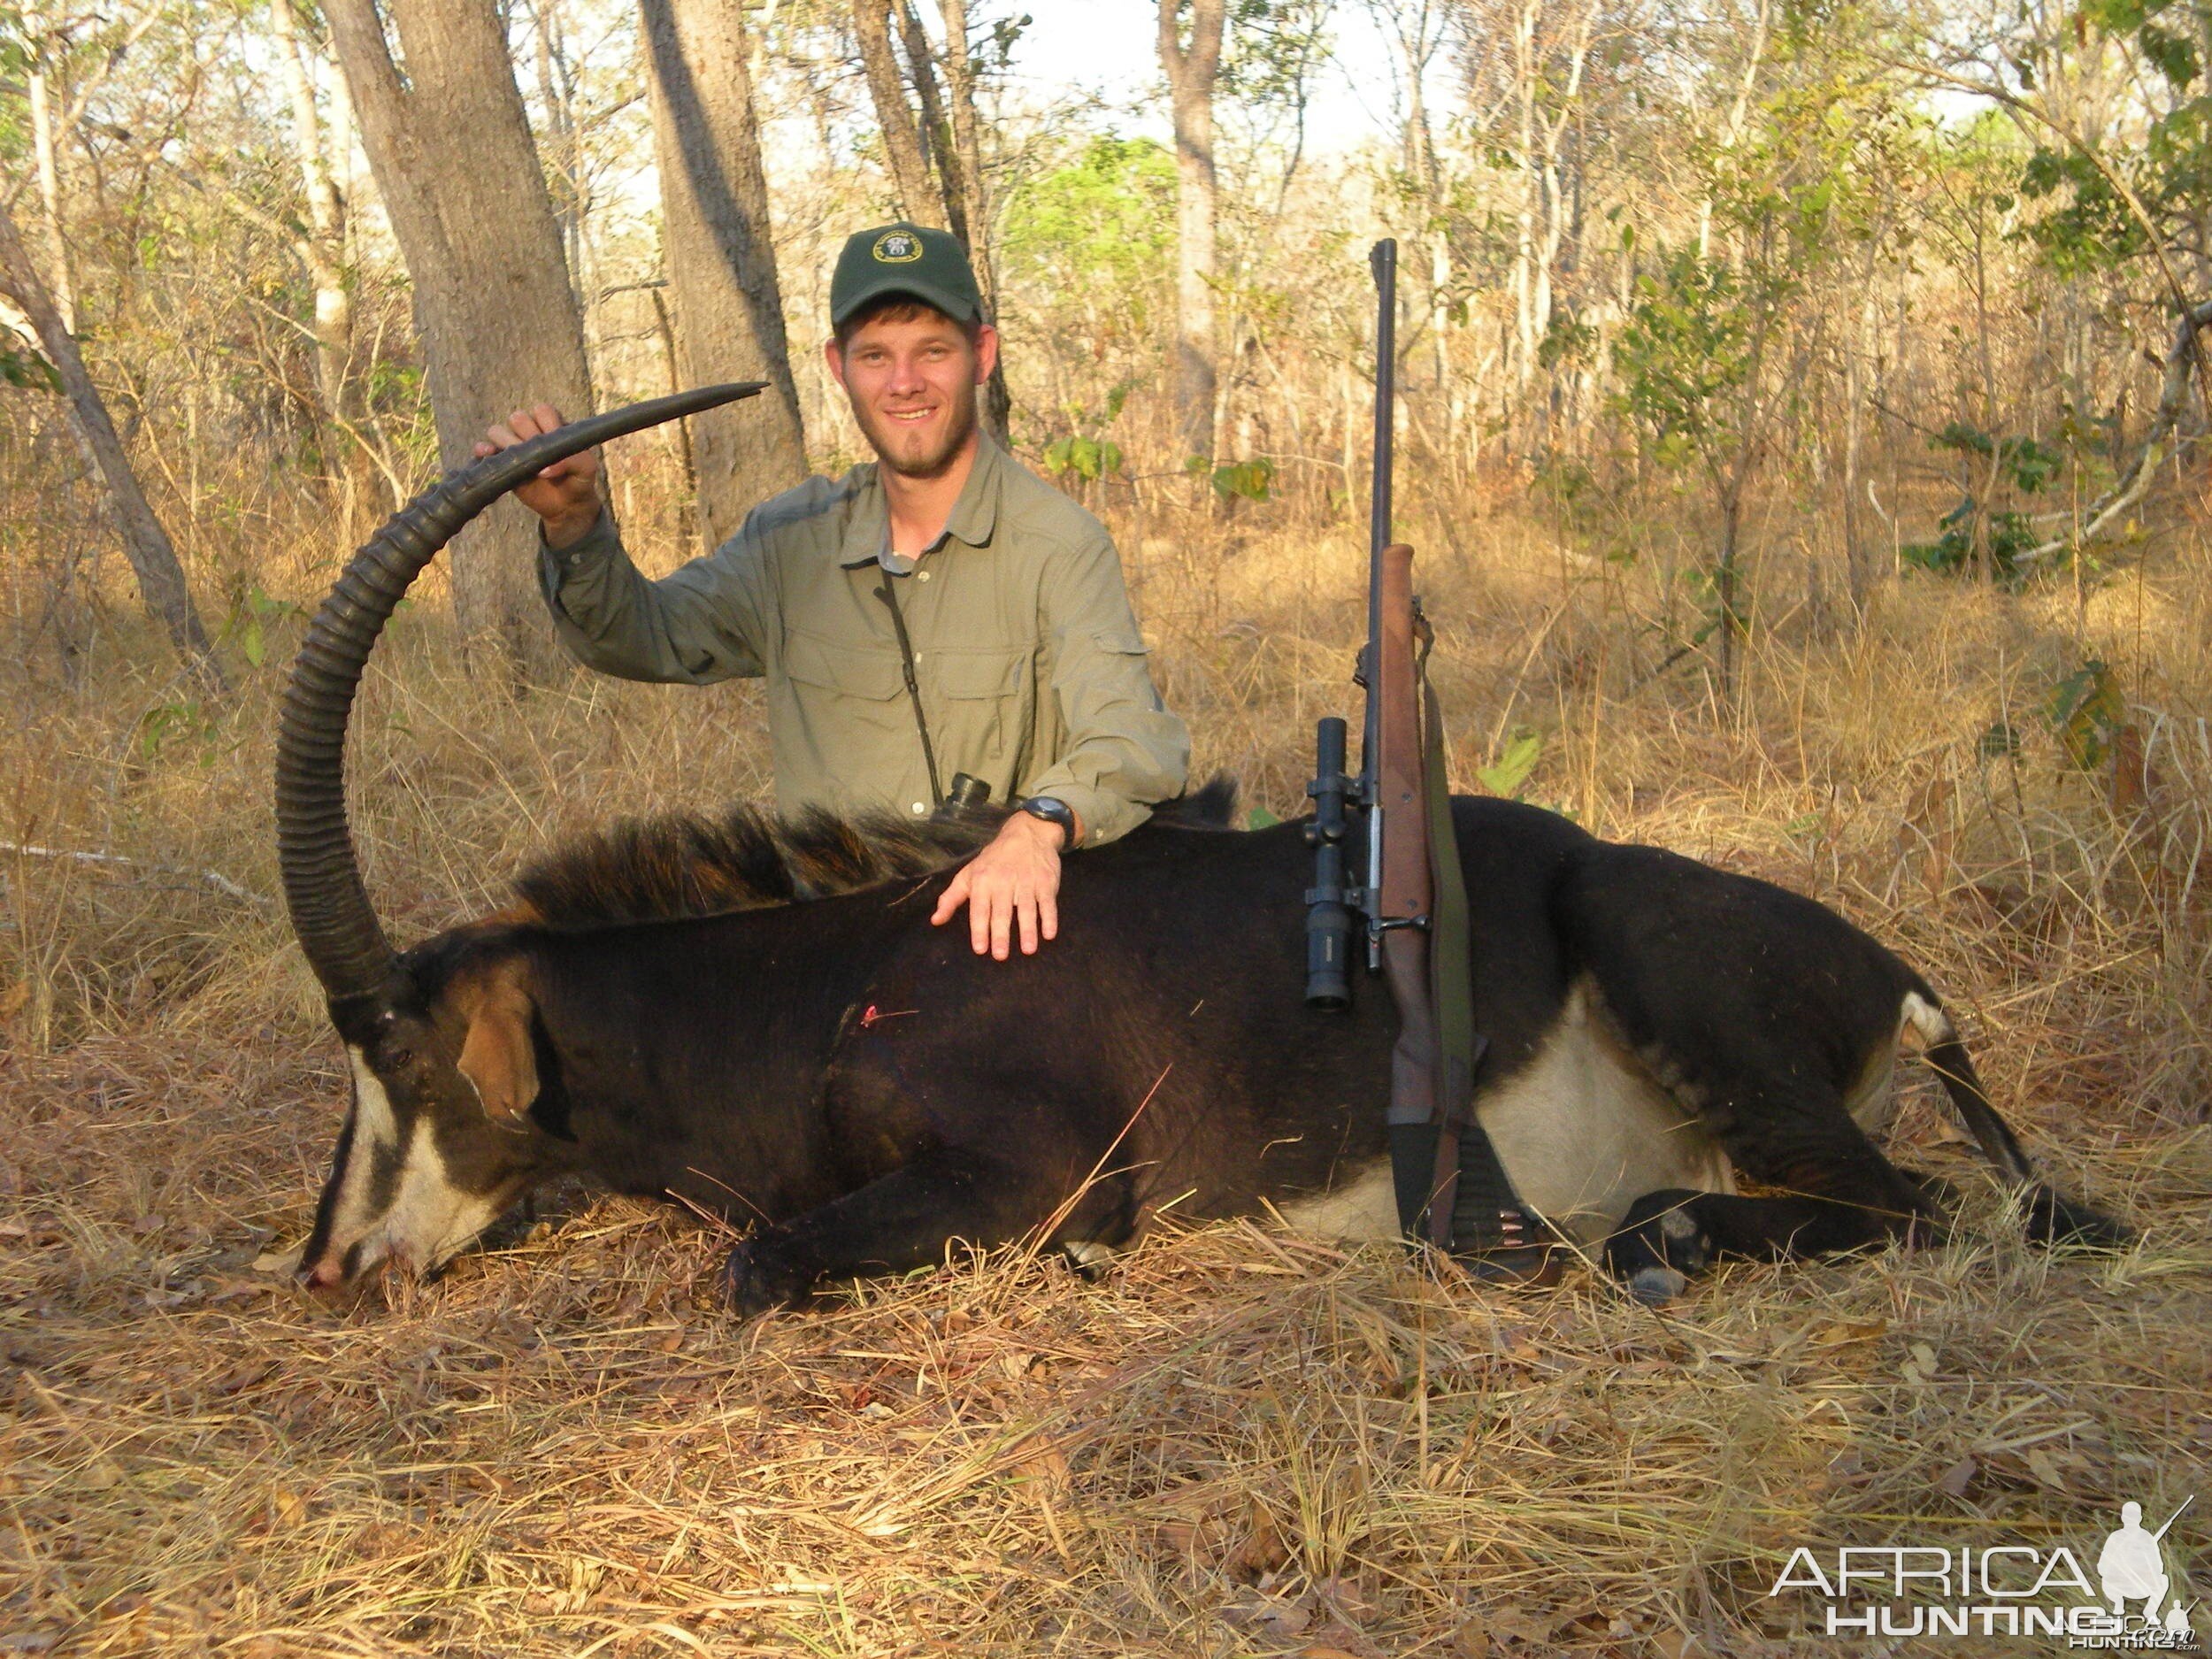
[911,802,927,815]
[918,569,932,582]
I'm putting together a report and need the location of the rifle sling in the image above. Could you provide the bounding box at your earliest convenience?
[1390,619,1532,1251]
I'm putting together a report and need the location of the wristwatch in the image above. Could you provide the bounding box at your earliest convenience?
[1018,795,1078,844]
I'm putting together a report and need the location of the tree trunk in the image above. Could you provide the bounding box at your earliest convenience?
[641,0,809,548]
[24,0,75,335]
[0,197,222,687]
[323,0,595,680]
[852,0,941,225]
[932,0,1009,440]
[271,0,356,434]
[1159,0,1225,463]
[533,0,587,303]
[896,1,966,244]
[852,0,1009,438]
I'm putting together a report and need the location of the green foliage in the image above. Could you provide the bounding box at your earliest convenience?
[1200,456,1276,503]
[1901,501,2042,582]
[2016,0,2210,277]
[1001,137,1176,324]
[1929,421,2063,492]
[0,342,60,395]
[1536,312,1597,371]
[1900,423,2062,585]
[219,583,302,672]
[1220,0,1333,107]
[1042,384,1131,487]
[1612,250,1780,467]
[2044,661,2126,770]
[136,701,221,766]
[1478,729,1545,798]
[1978,719,2024,761]
[1043,434,1125,483]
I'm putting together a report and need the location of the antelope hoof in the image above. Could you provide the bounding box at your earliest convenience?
[722,1237,811,1319]
[1607,1191,1712,1306]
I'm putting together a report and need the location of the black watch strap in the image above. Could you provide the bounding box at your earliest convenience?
[1018,795,1078,843]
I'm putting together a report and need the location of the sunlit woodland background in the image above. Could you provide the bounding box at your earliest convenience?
[0,0,2208,1655]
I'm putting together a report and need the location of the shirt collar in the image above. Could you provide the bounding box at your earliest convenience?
[838,433,1004,572]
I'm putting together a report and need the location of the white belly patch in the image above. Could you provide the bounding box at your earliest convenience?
[1276,979,1738,1247]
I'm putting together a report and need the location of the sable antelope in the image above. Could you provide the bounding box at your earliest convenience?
[279,391,2126,1315]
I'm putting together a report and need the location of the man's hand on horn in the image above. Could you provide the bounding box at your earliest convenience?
[473,403,602,549]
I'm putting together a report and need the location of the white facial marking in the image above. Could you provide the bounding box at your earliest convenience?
[322,1045,402,1248]
[380,1118,508,1272]
[314,1045,507,1282]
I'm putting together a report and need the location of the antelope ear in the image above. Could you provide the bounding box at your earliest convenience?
[453,958,540,1122]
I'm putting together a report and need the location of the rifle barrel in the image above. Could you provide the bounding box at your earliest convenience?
[1362,238,1399,971]
[1369,239,1397,569]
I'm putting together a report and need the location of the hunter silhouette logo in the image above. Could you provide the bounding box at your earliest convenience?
[1769,1493,2196,1646]
[872,231,923,264]
[2099,1499,2194,1637]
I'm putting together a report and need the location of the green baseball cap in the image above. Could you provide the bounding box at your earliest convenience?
[830,222,984,329]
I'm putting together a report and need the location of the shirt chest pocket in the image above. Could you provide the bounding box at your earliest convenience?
[782,631,906,702]
[779,631,916,757]
[929,646,1028,701]
[924,644,1031,770]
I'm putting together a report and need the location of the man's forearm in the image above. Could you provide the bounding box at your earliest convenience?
[537,512,763,684]
[543,502,607,551]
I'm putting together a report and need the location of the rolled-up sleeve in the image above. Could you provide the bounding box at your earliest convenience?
[1024,531,1189,847]
[538,508,772,684]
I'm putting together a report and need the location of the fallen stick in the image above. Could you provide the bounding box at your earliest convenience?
[0,840,265,907]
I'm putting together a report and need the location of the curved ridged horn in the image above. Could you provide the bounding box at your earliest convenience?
[276,383,766,1008]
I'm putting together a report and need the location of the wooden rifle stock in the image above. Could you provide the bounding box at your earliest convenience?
[1371,544,1445,1224]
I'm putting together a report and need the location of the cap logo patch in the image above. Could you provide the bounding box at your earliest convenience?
[872,230,924,264]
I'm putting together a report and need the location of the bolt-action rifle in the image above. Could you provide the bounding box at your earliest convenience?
[1304,241,1553,1275]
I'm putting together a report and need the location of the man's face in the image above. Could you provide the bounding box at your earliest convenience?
[827,310,998,480]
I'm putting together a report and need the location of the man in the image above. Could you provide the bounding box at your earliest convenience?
[479,222,1189,960]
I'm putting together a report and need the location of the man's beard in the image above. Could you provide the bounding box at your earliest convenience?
[856,379,979,480]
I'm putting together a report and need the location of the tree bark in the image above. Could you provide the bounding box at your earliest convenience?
[323,0,595,680]
[641,0,808,548]
[851,0,1008,438]
[0,197,222,687]
[533,0,587,303]
[853,0,942,226]
[931,0,1009,439]
[24,0,76,334]
[896,1,966,244]
[270,0,356,432]
[1159,0,1225,462]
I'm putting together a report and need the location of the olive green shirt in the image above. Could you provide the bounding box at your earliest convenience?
[538,437,1188,846]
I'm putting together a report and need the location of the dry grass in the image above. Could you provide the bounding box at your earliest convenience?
[2,463,2208,1655]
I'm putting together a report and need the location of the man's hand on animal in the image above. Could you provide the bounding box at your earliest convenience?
[472,402,602,548]
[931,804,1079,957]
